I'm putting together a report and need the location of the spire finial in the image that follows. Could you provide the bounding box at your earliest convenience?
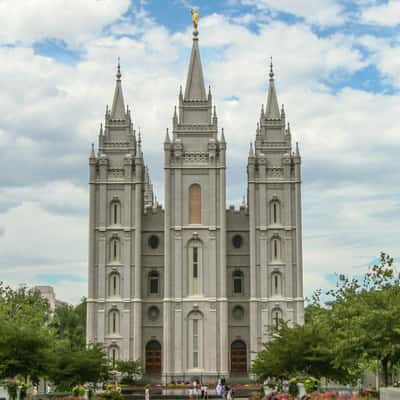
[90,143,95,158]
[192,8,199,36]
[249,142,254,157]
[269,56,274,80]
[116,57,121,80]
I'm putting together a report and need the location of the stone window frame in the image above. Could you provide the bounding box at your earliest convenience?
[270,197,281,225]
[187,311,203,369]
[232,270,244,295]
[189,183,201,224]
[271,308,283,329]
[148,270,160,296]
[110,235,121,262]
[109,345,119,368]
[109,309,120,335]
[108,271,121,298]
[110,197,121,226]
[271,272,282,297]
[187,239,203,296]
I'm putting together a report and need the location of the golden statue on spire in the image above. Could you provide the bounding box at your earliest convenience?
[191,7,199,30]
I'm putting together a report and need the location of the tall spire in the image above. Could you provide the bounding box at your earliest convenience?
[111,58,126,120]
[265,57,280,120]
[184,32,207,100]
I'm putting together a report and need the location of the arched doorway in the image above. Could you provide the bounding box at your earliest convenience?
[145,340,162,373]
[230,340,247,373]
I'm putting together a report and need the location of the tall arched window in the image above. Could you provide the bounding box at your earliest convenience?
[272,237,281,260]
[189,184,201,224]
[110,200,121,225]
[109,310,119,334]
[110,238,120,261]
[272,309,282,329]
[271,272,282,296]
[188,241,203,295]
[109,346,119,368]
[233,270,244,294]
[109,272,120,297]
[270,200,281,224]
[188,312,203,369]
[148,271,160,295]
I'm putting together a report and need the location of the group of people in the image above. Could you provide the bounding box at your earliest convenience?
[188,379,234,400]
[188,381,209,399]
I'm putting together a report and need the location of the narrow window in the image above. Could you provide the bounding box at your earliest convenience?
[112,240,118,260]
[274,240,278,259]
[274,275,278,292]
[274,312,280,329]
[189,184,201,224]
[149,271,159,294]
[193,319,199,368]
[273,203,277,223]
[193,247,198,278]
[113,275,117,294]
[112,312,117,333]
[114,203,118,224]
[233,271,243,294]
[112,348,117,368]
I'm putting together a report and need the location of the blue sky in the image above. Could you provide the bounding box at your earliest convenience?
[0,0,400,303]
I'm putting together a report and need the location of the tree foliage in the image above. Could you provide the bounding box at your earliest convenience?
[252,253,400,386]
[115,359,143,383]
[0,286,110,389]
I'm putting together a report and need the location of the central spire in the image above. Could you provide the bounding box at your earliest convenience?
[265,58,281,120]
[111,58,126,120]
[184,27,207,101]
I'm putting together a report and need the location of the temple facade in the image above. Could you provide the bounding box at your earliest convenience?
[86,27,304,382]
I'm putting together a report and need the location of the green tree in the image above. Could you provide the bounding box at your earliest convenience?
[50,298,86,350]
[115,359,143,383]
[48,343,110,390]
[0,283,53,382]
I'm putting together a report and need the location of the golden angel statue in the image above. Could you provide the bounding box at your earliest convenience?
[192,8,199,30]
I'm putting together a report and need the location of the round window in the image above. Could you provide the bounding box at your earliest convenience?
[232,235,243,249]
[148,235,159,249]
[232,305,244,320]
[148,306,160,321]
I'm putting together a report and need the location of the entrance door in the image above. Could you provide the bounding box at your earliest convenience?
[231,340,247,373]
[145,340,162,373]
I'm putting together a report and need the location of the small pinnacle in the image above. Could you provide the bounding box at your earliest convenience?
[116,57,121,80]
[296,141,300,155]
[281,104,285,113]
[249,142,254,157]
[91,143,95,157]
[269,56,274,79]
[221,127,225,142]
[165,128,171,143]
[99,123,103,135]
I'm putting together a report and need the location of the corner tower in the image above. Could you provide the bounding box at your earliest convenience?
[247,61,304,363]
[163,27,228,380]
[87,63,149,362]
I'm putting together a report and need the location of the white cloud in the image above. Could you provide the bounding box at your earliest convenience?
[0,7,399,302]
[240,0,345,26]
[0,0,130,45]
[361,0,400,26]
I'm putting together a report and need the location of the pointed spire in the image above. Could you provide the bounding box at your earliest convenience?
[287,122,291,135]
[208,85,212,101]
[249,142,254,157]
[99,123,103,136]
[184,32,207,100]
[296,141,300,156]
[265,57,281,120]
[173,106,178,123]
[111,58,126,120]
[220,128,226,143]
[90,143,95,158]
[165,128,171,143]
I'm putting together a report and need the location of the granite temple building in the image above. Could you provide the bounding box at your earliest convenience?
[86,26,304,381]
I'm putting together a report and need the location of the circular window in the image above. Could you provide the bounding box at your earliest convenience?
[148,235,159,249]
[148,306,160,321]
[232,305,244,321]
[232,235,243,249]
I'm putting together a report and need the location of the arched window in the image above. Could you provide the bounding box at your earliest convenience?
[110,200,121,225]
[189,184,201,224]
[188,241,203,295]
[270,200,281,224]
[110,238,120,261]
[149,271,160,295]
[271,272,282,296]
[272,309,282,329]
[109,346,119,368]
[233,270,244,294]
[109,310,119,334]
[188,311,203,369]
[272,237,281,260]
[109,272,120,297]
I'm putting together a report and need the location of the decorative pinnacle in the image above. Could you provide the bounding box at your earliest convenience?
[90,143,95,158]
[269,56,274,80]
[116,57,121,80]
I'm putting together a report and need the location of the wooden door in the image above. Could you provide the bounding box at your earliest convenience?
[231,340,247,373]
[145,340,162,373]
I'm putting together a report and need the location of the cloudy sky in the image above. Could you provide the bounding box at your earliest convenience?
[0,0,399,303]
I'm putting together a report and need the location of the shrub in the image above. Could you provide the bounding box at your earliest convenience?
[72,386,85,397]
[288,378,299,398]
[304,377,319,394]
